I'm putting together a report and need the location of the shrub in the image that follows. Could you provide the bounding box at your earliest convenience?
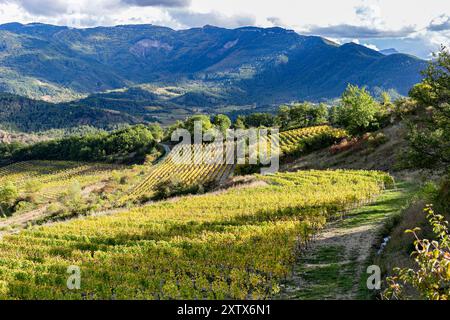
[367,132,389,148]
[153,178,208,201]
[404,47,450,168]
[0,182,19,215]
[383,205,450,300]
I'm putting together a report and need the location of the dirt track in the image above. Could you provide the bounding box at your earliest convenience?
[278,184,415,300]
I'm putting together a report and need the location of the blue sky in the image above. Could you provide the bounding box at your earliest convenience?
[0,0,448,59]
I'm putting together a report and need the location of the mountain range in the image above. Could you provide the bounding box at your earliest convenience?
[0,22,428,131]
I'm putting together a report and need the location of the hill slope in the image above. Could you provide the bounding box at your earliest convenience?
[0,93,138,131]
[0,23,426,104]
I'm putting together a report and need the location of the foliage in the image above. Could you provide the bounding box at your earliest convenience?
[183,115,213,135]
[0,93,136,132]
[233,116,246,130]
[334,85,383,135]
[391,97,419,120]
[9,125,158,164]
[147,124,164,142]
[0,141,25,159]
[277,103,329,130]
[212,114,232,133]
[384,205,450,300]
[152,178,206,201]
[404,47,450,168]
[0,182,19,215]
[242,113,276,128]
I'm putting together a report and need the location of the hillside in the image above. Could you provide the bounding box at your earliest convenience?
[0,23,426,106]
[0,93,138,131]
[0,169,392,299]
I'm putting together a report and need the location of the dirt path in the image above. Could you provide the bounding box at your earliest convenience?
[278,182,416,300]
[0,182,107,238]
[0,205,49,236]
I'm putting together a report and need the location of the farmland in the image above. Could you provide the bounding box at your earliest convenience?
[129,143,236,200]
[279,125,347,155]
[0,161,122,203]
[0,170,393,299]
[129,125,347,198]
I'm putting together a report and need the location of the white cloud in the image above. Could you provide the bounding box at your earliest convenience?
[0,0,448,58]
[168,9,255,29]
[363,43,379,51]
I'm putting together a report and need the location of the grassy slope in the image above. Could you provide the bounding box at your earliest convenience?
[278,181,418,300]
[282,124,407,172]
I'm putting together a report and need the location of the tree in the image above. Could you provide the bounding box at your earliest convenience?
[405,47,450,167]
[184,115,213,135]
[276,102,329,130]
[212,114,232,133]
[277,105,290,129]
[148,124,164,141]
[244,113,276,128]
[233,116,246,130]
[334,84,382,135]
[310,103,329,125]
[10,125,158,164]
[165,120,184,141]
[287,103,312,128]
[0,182,19,215]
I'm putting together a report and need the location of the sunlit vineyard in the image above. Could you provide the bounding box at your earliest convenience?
[0,161,122,202]
[129,143,235,199]
[0,169,393,299]
[279,125,347,155]
[129,125,347,197]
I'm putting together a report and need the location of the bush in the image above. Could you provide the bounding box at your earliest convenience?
[152,178,208,201]
[367,132,389,148]
[0,182,19,215]
[383,205,450,300]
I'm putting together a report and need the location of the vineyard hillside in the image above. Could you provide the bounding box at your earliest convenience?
[0,170,393,299]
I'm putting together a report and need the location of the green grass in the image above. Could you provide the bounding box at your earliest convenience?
[341,181,417,229]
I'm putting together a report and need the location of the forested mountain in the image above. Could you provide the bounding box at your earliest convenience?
[0,93,138,131]
[0,23,426,105]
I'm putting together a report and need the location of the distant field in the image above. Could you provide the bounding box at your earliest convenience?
[0,170,393,299]
[0,161,121,202]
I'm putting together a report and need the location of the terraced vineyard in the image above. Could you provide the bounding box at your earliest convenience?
[130,125,346,198]
[0,169,393,299]
[0,125,347,206]
[279,125,347,155]
[0,161,121,201]
[129,143,235,199]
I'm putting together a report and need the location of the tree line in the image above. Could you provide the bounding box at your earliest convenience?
[0,125,162,164]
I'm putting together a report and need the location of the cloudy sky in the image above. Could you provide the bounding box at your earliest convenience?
[0,0,448,58]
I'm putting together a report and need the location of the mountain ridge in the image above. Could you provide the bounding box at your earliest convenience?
[0,22,427,128]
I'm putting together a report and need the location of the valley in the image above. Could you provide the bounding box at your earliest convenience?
[0,15,447,303]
